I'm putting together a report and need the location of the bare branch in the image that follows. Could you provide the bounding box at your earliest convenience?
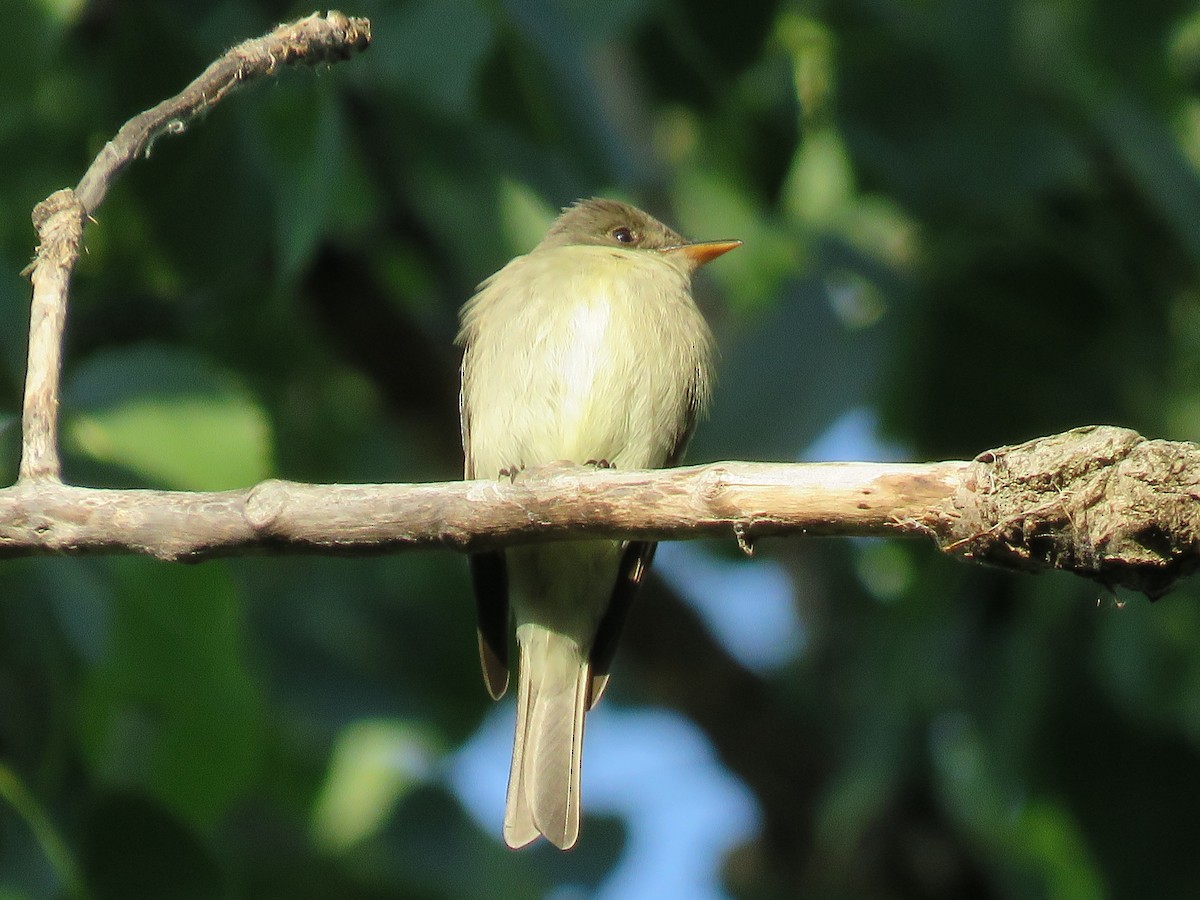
[0,426,1196,599]
[0,460,961,561]
[9,19,1199,608]
[20,190,81,483]
[17,11,371,485]
[75,11,371,214]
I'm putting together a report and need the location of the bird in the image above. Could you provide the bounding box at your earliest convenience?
[457,197,739,849]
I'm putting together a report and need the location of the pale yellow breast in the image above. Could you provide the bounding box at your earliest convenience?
[460,244,713,480]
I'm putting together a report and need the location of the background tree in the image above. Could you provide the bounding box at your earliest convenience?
[3,0,1200,897]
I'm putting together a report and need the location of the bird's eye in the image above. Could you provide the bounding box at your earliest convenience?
[612,226,635,244]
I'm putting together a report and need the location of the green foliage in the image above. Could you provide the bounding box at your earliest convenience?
[64,346,274,490]
[77,559,265,826]
[3,0,1200,897]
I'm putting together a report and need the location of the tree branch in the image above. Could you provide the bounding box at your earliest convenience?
[10,16,1200,604]
[18,11,371,484]
[1,426,1196,598]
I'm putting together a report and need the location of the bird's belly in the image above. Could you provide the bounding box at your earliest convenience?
[463,246,708,482]
[507,297,670,471]
[548,300,631,462]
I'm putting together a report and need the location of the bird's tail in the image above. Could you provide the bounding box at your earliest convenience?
[503,622,590,850]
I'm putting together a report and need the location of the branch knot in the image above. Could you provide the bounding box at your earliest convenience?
[946,426,1200,597]
[245,479,290,533]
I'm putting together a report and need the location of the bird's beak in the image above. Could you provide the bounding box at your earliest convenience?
[666,239,742,268]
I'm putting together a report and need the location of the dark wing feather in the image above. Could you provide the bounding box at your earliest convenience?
[470,551,510,699]
[587,540,656,708]
[586,378,705,709]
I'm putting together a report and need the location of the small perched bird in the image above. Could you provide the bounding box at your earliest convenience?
[457,198,739,849]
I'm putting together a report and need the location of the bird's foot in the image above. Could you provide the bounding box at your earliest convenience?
[498,464,524,483]
[585,459,614,469]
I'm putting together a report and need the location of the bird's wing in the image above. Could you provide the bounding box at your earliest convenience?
[470,553,510,699]
[462,361,510,699]
[586,540,656,709]
[586,375,705,709]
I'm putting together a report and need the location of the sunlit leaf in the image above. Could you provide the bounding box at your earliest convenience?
[63,345,273,490]
[310,719,440,853]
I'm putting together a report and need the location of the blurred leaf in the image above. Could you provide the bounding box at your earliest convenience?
[0,410,17,487]
[368,0,495,115]
[77,560,265,827]
[552,0,650,44]
[695,259,891,462]
[311,719,440,854]
[82,793,221,900]
[1014,799,1105,900]
[63,344,273,490]
[496,179,554,256]
[40,559,112,666]
[0,250,31,382]
[672,168,802,312]
[498,0,647,183]
[269,89,346,279]
[0,763,85,900]
[35,0,86,24]
[635,0,780,109]
[363,784,550,898]
[1093,96,1200,271]
[784,127,855,225]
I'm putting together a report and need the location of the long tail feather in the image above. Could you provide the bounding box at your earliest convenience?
[503,623,589,850]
